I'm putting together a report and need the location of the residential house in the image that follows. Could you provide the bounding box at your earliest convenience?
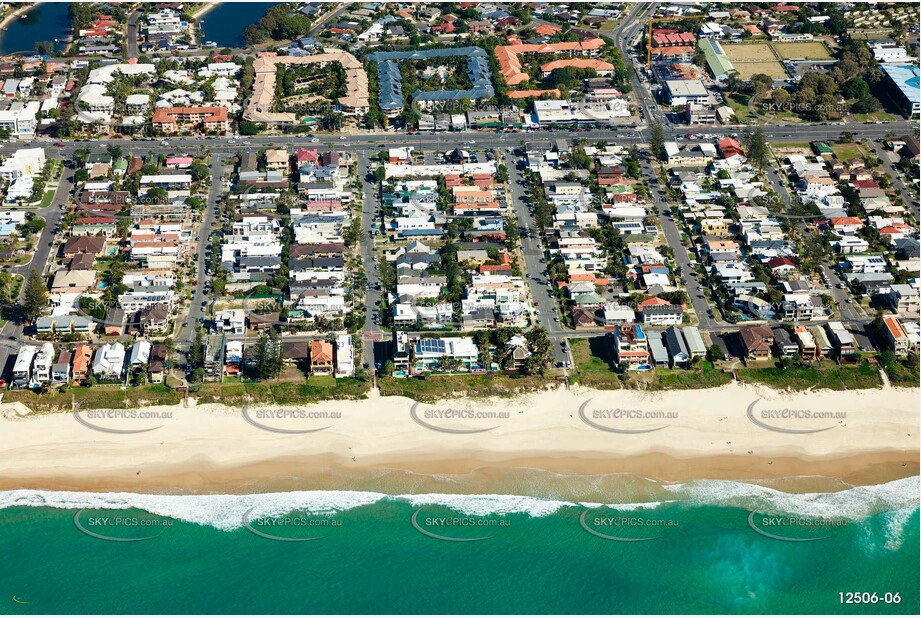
[71,344,94,383]
[92,342,126,381]
[612,323,650,369]
[739,324,774,360]
[308,340,334,375]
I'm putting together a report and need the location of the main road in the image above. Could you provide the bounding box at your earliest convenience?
[4,118,915,163]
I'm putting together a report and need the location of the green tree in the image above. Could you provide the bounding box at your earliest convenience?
[0,271,13,303]
[843,77,870,100]
[649,121,665,162]
[743,127,768,168]
[189,331,204,376]
[253,330,283,380]
[749,73,773,96]
[706,344,724,362]
[851,94,881,114]
[21,269,48,323]
[189,161,210,183]
[523,327,554,375]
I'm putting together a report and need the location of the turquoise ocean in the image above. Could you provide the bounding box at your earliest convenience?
[0,476,918,614]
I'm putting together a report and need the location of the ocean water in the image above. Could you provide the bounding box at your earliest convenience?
[0,477,917,614]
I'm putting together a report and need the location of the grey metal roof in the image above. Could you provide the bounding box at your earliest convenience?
[368,47,495,110]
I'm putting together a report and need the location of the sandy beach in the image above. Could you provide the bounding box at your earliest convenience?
[1,383,917,496]
[190,2,219,22]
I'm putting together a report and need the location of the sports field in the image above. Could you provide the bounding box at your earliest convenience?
[773,41,833,60]
[722,42,775,62]
[734,60,788,79]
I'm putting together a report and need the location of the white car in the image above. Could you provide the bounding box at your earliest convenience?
[310,138,319,143]
[339,136,347,140]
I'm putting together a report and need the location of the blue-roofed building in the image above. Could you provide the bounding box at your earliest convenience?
[400,228,445,239]
[368,47,495,117]
[880,64,920,118]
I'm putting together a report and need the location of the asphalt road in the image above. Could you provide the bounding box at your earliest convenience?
[762,148,868,323]
[638,154,720,329]
[0,118,913,373]
[0,166,72,372]
[125,9,140,59]
[503,150,571,367]
[612,1,666,127]
[177,153,225,349]
[355,152,383,369]
[4,118,916,163]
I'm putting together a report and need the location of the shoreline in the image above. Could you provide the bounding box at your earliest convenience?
[190,2,219,22]
[0,3,35,32]
[1,383,918,498]
[2,450,915,498]
[189,2,219,45]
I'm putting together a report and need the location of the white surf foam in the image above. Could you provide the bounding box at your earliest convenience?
[395,492,575,517]
[1,476,916,530]
[0,489,388,531]
[881,506,917,551]
[660,476,920,521]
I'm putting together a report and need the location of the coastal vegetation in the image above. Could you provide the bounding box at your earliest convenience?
[3,376,371,412]
[243,5,314,46]
[378,373,551,403]
[737,359,883,391]
[4,383,183,413]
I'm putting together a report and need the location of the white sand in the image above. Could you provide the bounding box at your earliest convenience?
[0,383,917,490]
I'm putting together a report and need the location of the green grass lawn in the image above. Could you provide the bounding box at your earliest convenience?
[726,93,754,122]
[640,362,733,390]
[831,142,866,161]
[569,337,624,389]
[851,111,898,123]
[729,92,801,124]
[570,337,611,372]
[39,190,56,209]
[737,360,882,391]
